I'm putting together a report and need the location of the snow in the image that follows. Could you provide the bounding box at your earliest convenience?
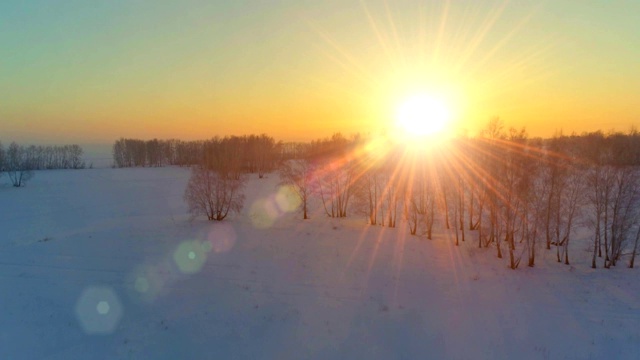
[0,167,638,359]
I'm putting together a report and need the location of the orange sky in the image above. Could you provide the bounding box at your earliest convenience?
[1,1,639,144]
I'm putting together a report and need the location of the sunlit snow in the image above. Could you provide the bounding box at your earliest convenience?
[0,167,638,359]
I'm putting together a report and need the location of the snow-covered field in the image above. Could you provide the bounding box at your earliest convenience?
[1,167,638,359]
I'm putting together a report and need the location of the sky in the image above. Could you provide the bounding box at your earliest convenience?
[1,0,639,144]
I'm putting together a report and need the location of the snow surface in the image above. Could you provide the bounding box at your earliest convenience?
[0,167,638,359]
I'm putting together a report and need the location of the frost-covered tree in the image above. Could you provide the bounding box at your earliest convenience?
[184,166,246,221]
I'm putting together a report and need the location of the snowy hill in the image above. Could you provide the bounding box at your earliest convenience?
[0,168,638,359]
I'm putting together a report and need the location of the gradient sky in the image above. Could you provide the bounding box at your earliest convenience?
[1,0,639,144]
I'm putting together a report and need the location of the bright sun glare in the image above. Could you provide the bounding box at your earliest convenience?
[395,94,451,139]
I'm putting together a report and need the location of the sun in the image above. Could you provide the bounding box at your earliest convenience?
[394,94,451,139]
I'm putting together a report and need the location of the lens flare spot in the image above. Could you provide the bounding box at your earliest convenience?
[250,197,281,229]
[75,286,123,335]
[207,223,236,253]
[96,301,110,315]
[173,241,207,274]
[275,185,301,213]
[128,264,169,303]
[134,276,150,293]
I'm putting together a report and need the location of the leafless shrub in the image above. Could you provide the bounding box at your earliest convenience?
[184,166,246,221]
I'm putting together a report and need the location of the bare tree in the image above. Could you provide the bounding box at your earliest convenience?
[6,142,34,187]
[556,165,585,265]
[439,171,452,230]
[406,161,436,238]
[316,161,355,218]
[449,179,461,246]
[279,159,314,219]
[311,134,356,218]
[184,166,246,221]
[439,163,462,246]
[355,164,383,225]
[607,167,640,267]
[524,173,547,267]
[0,141,4,179]
[543,135,566,250]
[587,163,614,268]
[377,167,402,228]
[478,118,507,258]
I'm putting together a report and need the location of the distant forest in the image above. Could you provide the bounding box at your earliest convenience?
[112,122,640,269]
[111,127,640,169]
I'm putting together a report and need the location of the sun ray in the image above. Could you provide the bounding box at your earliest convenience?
[432,0,451,68]
[382,0,406,68]
[453,0,509,74]
[360,0,396,69]
[308,23,379,87]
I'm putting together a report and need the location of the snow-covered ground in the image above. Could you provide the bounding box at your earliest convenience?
[0,168,638,359]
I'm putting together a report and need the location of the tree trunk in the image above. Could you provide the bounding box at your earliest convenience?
[303,199,308,220]
[630,226,640,268]
[528,230,535,267]
[444,193,450,229]
[469,190,475,230]
[591,220,599,268]
[478,204,484,248]
[545,182,555,250]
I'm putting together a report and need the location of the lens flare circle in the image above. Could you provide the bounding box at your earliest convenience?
[75,286,123,334]
[207,223,236,253]
[173,241,208,274]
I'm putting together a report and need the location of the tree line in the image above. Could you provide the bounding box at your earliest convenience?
[112,135,280,176]
[0,141,86,187]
